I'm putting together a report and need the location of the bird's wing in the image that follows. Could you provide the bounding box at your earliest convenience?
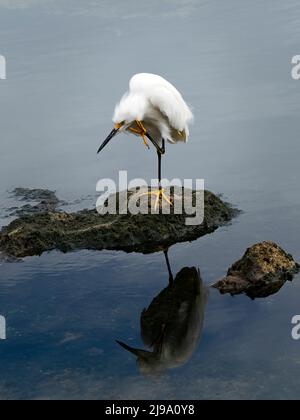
[129,74,193,143]
[148,85,193,133]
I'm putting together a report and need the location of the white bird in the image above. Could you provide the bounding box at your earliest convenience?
[98,73,193,206]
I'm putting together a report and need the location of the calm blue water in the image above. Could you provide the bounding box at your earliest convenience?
[0,0,300,400]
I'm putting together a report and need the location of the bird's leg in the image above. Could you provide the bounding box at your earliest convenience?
[134,121,166,155]
[164,249,174,286]
[150,135,165,156]
[155,139,173,208]
[157,139,166,188]
[127,120,150,149]
[128,124,172,208]
[136,121,151,149]
[137,139,173,210]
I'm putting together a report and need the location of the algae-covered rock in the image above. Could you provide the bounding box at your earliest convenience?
[213,242,299,299]
[0,189,237,259]
[7,188,63,217]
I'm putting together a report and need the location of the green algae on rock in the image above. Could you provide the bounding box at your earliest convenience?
[0,189,237,259]
[213,241,300,299]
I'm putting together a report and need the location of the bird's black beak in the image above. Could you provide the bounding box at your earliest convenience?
[116,340,152,360]
[97,127,119,154]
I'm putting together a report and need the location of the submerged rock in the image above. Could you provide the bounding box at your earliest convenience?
[12,188,59,203]
[0,189,237,259]
[7,188,63,217]
[213,242,299,299]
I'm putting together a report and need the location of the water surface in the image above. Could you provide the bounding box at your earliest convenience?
[0,0,300,400]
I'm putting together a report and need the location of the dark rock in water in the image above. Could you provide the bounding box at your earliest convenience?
[8,188,63,217]
[0,252,21,264]
[0,189,237,259]
[12,188,59,203]
[117,267,208,375]
[213,242,299,299]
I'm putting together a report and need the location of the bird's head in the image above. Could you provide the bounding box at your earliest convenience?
[97,93,148,154]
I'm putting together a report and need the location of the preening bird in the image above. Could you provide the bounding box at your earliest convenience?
[98,73,193,207]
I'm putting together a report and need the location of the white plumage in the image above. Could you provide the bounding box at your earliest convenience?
[113,73,193,144]
[98,73,193,208]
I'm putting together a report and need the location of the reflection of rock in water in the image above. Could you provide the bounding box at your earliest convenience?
[117,266,208,375]
[213,242,299,299]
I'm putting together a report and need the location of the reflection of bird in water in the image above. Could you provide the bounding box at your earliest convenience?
[117,251,208,375]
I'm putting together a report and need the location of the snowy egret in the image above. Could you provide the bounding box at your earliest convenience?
[97,73,193,206]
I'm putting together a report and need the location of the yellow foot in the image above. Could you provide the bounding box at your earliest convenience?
[136,121,150,149]
[127,120,150,149]
[138,188,173,211]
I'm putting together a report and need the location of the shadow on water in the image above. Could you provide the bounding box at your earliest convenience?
[116,250,209,375]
